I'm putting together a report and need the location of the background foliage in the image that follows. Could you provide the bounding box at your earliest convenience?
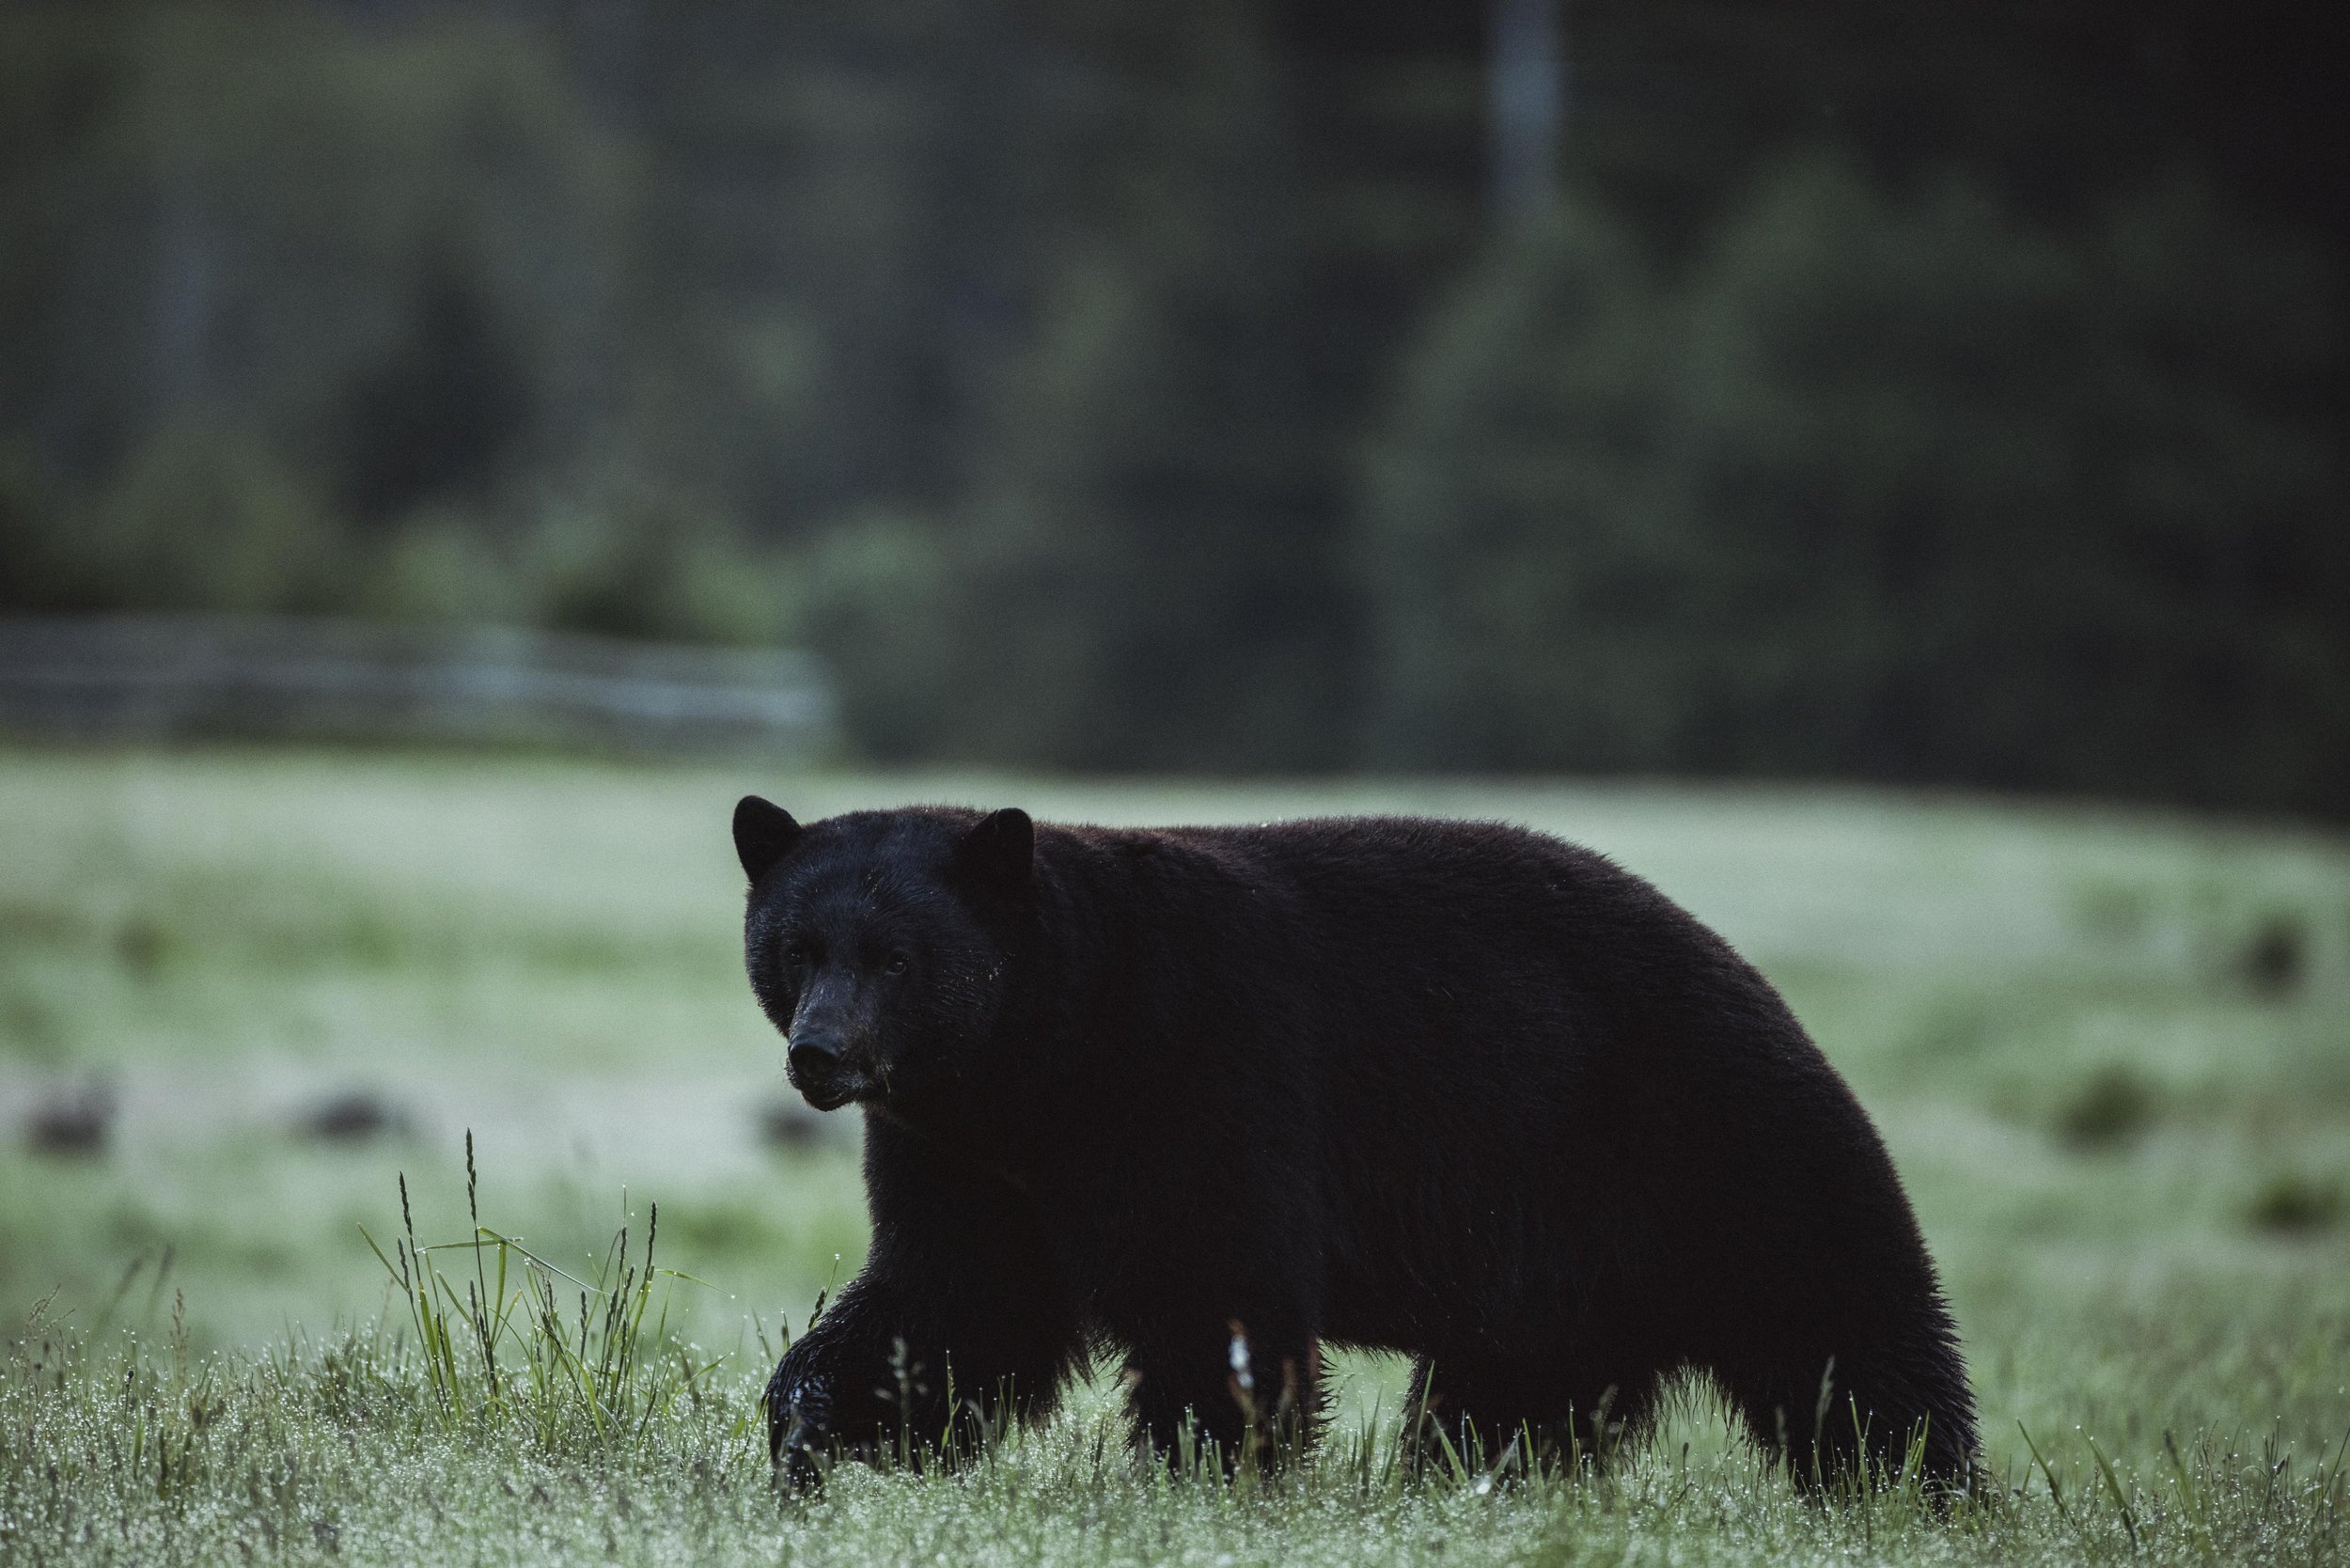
[2,1,2342,810]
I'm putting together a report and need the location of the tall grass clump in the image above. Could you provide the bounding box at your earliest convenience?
[358,1132,753,1458]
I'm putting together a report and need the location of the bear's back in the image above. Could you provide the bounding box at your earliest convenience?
[1089,814,1754,1037]
[1035,814,1862,1340]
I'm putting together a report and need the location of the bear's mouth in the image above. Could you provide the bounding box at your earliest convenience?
[787,1058,883,1113]
[797,1079,863,1113]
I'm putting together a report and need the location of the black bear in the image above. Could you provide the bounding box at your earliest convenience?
[735,799,1977,1490]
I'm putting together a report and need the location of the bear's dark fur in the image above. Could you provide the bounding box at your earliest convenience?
[735,800,1977,1489]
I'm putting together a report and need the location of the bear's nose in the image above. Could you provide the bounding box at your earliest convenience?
[788,1035,844,1081]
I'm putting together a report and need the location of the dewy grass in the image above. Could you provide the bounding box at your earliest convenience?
[6,1146,2350,1567]
[5,1307,2349,1565]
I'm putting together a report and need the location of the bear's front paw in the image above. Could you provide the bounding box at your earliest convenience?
[765,1359,836,1492]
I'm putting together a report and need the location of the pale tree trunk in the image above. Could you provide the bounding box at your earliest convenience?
[1489,0,1565,224]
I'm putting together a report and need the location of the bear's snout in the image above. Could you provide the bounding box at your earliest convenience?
[784,1027,870,1111]
[784,971,886,1110]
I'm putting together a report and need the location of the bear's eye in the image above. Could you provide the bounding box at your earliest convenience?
[884,950,910,977]
[782,939,811,970]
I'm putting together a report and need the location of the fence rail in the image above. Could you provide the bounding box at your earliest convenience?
[0,615,835,756]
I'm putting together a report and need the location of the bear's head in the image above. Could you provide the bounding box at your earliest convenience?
[733,799,1032,1114]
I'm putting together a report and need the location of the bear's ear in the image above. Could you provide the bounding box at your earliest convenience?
[953,808,1033,899]
[733,795,803,883]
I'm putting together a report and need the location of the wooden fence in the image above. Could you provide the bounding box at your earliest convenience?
[0,615,835,756]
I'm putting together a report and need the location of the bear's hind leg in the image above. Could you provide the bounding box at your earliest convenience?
[1713,1339,1979,1493]
[1406,1351,1665,1476]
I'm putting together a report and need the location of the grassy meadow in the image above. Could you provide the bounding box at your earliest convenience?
[3,744,2347,1565]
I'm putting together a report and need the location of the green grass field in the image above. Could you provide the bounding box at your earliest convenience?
[4,745,2347,1565]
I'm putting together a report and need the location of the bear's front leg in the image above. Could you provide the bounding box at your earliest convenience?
[766,1264,1083,1489]
[1122,1309,1322,1474]
[1095,1161,1326,1473]
[764,1277,932,1490]
[767,1129,1085,1489]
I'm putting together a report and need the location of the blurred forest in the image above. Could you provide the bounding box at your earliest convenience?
[1,1,2342,812]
